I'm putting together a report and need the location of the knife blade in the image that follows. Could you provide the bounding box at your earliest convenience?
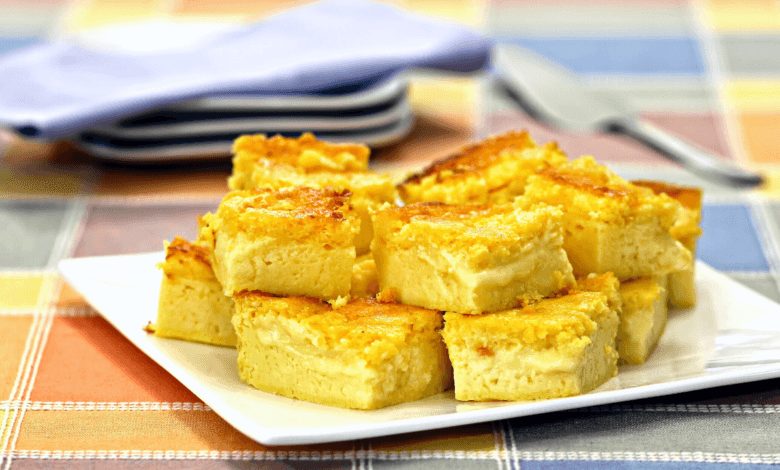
[493,44,764,188]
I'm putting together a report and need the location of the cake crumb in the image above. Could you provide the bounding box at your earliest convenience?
[329,295,350,309]
[376,288,399,303]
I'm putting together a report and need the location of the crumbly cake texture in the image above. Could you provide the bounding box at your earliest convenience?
[197,187,359,300]
[524,156,692,279]
[228,157,397,254]
[372,199,575,314]
[574,272,622,312]
[618,276,668,365]
[442,288,619,401]
[351,253,379,299]
[398,130,568,205]
[633,180,703,308]
[230,133,369,187]
[232,293,452,410]
[154,237,237,347]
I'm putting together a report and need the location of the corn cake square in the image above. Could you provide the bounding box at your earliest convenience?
[442,281,619,401]
[372,199,575,314]
[153,237,236,347]
[230,133,369,188]
[398,130,568,205]
[524,156,692,278]
[198,187,359,300]
[228,157,396,254]
[633,180,703,308]
[232,293,452,410]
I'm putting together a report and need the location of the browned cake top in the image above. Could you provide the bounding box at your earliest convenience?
[372,199,562,252]
[221,186,352,221]
[402,130,535,184]
[238,157,397,192]
[232,132,369,168]
[165,236,212,268]
[525,157,683,231]
[534,166,634,200]
[632,180,703,211]
[234,293,443,361]
[443,291,609,349]
[379,201,498,222]
[236,292,436,320]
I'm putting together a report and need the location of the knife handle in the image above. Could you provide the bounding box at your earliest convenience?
[613,119,764,188]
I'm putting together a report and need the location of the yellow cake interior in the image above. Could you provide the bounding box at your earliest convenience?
[232,294,452,410]
[633,180,703,308]
[228,157,396,254]
[198,187,359,300]
[618,276,668,365]
[442,290,619,401]
[372,199,574,313]
[524,156,692,278]
[154,237,237,347]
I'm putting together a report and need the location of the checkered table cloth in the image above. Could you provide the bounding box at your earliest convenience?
[2,0,780,468]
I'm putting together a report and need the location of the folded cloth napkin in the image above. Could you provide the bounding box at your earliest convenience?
[0,0,491,140]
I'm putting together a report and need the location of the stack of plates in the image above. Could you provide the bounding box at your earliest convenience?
[73,75,413,163]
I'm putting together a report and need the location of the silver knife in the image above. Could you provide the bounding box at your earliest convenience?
[493,44,764,188]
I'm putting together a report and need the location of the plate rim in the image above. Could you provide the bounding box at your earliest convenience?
[72,113,415,162]
[82,98,411,140]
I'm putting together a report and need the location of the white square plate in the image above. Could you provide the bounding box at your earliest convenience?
[59,253,780,446]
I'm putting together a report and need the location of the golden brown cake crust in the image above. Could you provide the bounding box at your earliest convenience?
[206,187,359,248]
[525,156,683,229]
[402,130,537,184]
[221,186,352,220]
[160,237,218,282]
[232,132,369,171]
[235,292,437,324]
[165,236,212,268]
[234,293,443,365]
[381,201,497,222]
[536,167,634,200]
[443,292,606,348]
[397,131,568,205]
[373,200,562,249]
[631,180,703,211]
[230,157,394,192]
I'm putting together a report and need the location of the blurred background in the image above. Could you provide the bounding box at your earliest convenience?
[1,0,779,193]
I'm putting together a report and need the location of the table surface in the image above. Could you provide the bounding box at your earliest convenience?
[3,0,780,468]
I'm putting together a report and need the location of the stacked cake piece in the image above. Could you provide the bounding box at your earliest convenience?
[155,133,451,410]
[397,132,700,399]
[153,130,702,409]
[155,237,237,347]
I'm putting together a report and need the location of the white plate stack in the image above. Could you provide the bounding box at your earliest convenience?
[73,75,413,162]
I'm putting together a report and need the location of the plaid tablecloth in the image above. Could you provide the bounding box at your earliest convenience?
[2,0,780,468]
